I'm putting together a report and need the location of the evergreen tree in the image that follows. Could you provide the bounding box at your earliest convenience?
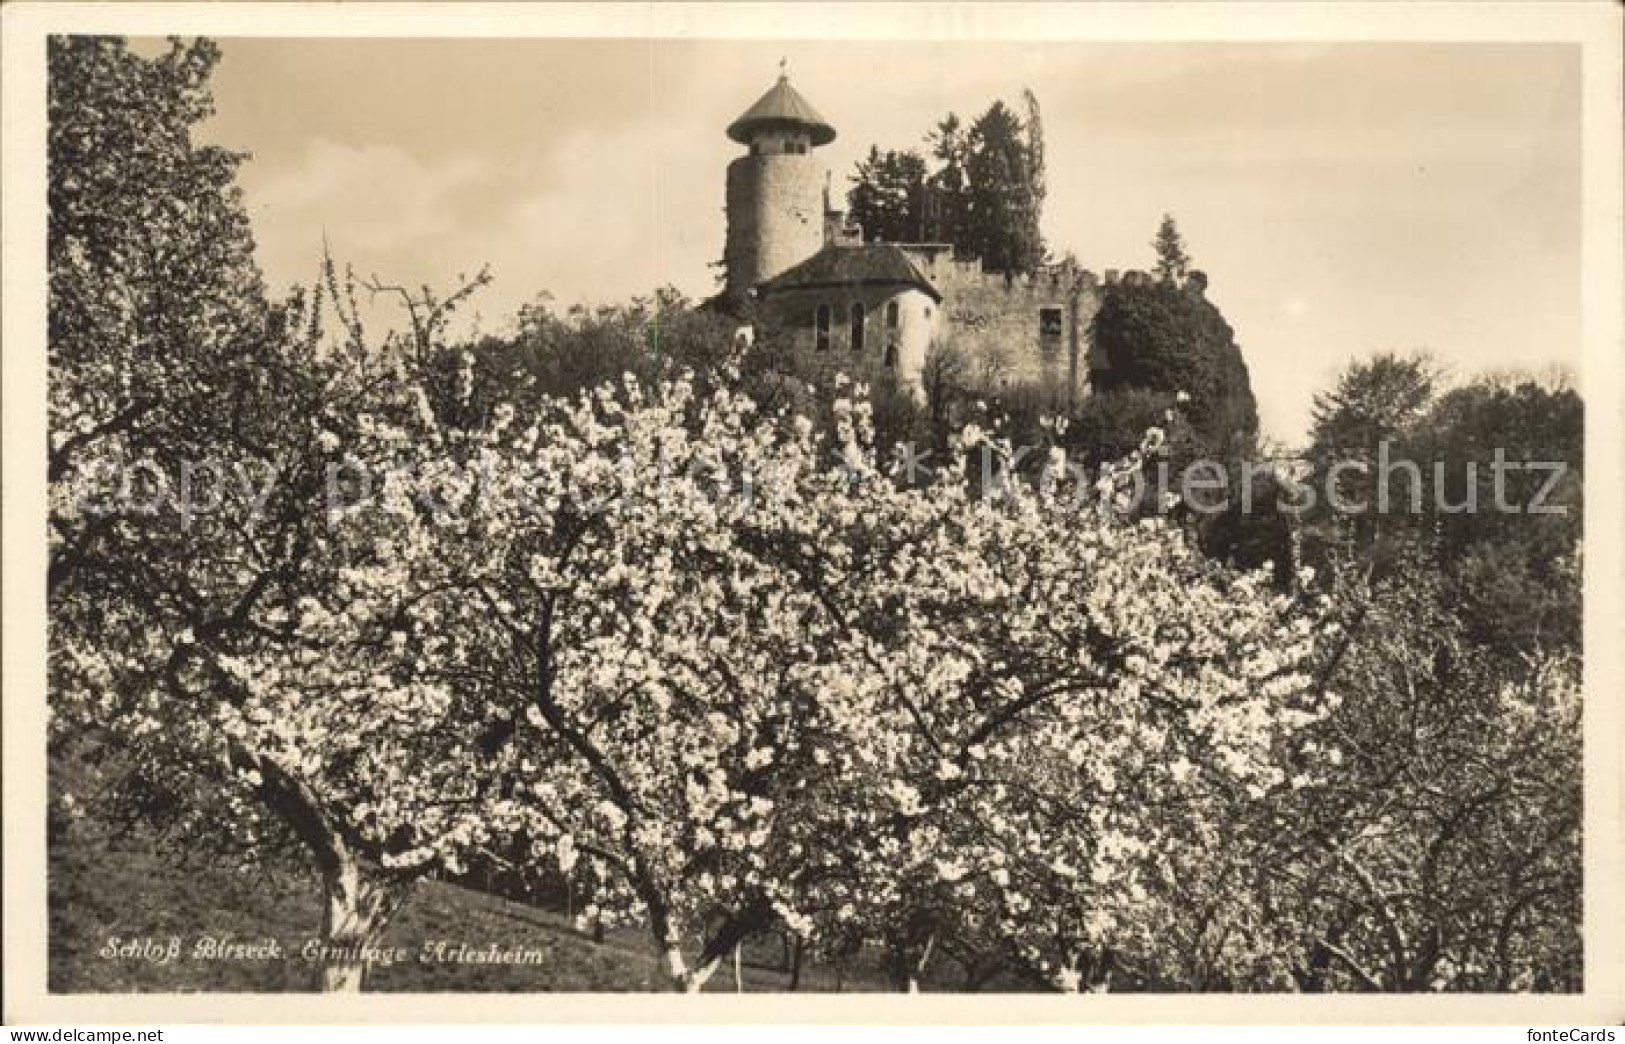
[1022,88,1047,240]
[847,91,1048,271]
[1152,213,1192,284]
[963,99,1045,275]
[924,113,969,246]
[846,147,929,243]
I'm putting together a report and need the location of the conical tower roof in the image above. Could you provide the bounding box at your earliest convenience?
[727,74,837,147]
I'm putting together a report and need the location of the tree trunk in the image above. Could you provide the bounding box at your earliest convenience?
[658,903,770,993]
[888,928,936,992]
[663,947,692,992]
[226,740,411,994]
[312,849,408,992]
[662,945,712,993]
[910,931,936,993]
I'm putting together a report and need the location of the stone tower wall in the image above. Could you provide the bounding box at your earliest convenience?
[724,153,825,295]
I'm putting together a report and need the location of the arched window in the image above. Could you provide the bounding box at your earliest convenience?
[850,302,865,353]
[815,303,831,352]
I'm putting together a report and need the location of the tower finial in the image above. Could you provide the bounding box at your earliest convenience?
[779,57,788,82]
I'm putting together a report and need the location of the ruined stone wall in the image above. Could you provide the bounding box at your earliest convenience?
[911,255,1107,409]
[753,253,1178,410]
[723,153,826,295]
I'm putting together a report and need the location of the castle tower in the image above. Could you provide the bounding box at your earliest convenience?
[723,69,836,296]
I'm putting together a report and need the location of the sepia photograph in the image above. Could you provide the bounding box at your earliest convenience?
[3,0,1622,1029]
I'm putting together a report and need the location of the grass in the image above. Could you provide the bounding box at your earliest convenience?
[49,818,892,993]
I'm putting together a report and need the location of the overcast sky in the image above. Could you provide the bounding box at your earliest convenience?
[183,38,1580,443]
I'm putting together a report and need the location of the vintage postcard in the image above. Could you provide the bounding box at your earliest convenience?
[3,0,1622,1027]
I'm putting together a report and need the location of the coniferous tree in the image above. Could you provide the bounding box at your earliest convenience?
[963,100,1045,275]
[1153,213,1192,284]
[846,92,1047,271]
[925,113,970,246]
[846,147,929,244]
[1022,87,1047,252]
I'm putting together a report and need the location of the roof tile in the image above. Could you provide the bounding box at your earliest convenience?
[757,243,943,302]
[727,76,837,147]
